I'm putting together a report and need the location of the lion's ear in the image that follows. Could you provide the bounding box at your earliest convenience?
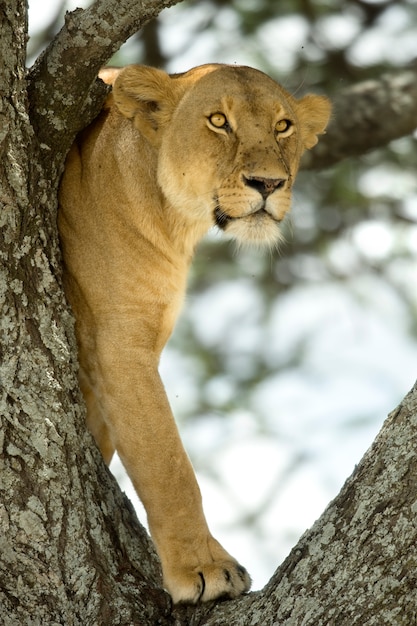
[112,65,182,144]
[295,94,332,150]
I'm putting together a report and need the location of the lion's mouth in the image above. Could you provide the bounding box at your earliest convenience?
[214,205,279,230]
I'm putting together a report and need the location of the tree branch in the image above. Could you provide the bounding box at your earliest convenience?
[303,66,417,170]
[179,381,417,624]
[27,0,182,180]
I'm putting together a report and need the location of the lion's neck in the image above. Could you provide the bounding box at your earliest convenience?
[161,202,211,262]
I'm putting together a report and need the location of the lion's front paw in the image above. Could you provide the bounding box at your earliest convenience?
[165,559,251,604]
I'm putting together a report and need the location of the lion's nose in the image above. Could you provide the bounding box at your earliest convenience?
[243,175,287,199]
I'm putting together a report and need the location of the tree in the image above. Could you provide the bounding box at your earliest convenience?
[1,0,417,623]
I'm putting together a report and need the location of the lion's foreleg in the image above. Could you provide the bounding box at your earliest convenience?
[87,324,251,603]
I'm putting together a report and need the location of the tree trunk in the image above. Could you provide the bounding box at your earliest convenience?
[1,1,174,623]
[1,1,417,623]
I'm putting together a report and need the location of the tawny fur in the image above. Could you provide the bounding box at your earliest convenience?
[58,64,331,604]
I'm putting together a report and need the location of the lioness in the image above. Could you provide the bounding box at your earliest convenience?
[58,64,331,604]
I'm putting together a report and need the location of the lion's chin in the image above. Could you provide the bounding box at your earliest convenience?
[214,208,284,248]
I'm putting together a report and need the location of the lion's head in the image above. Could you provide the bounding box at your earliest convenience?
[105,64,331,246]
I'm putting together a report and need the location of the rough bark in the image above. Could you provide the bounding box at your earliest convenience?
[1,1,176,623]
[1,0,417,624]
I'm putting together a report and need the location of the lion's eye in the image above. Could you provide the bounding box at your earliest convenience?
[209,113,228,129]
[275,119,292,135]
